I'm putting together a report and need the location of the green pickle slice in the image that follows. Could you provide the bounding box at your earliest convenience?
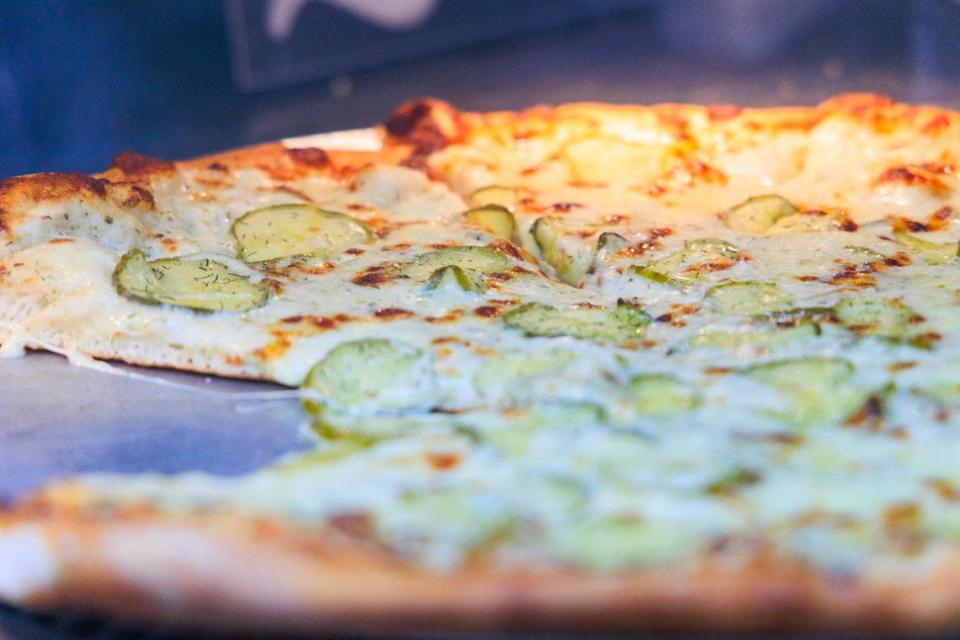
[626,374,700,416]
[503,301,651,342]
[893,232,958,265]
[723,194,797,234]
[232,204,371,263]
[743,357,865,425]
[463,205,516,240]
[705,281,793,316]
[594,232,629,264]
[633,238,741,288]
[531,216,596,286]
[400,246,511,281]
[834,297,916,338]
[303,339,432,411]
[423,265,486,293]
[467,185,518,212]
[113,249,268,312]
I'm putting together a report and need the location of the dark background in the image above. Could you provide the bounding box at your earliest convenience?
[2,0,960,178]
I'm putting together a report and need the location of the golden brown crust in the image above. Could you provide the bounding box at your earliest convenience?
[0,172,154,236]
[384,92,960,152]
[5,495,960,636]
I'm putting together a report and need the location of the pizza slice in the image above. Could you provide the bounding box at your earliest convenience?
[3,95,960,635]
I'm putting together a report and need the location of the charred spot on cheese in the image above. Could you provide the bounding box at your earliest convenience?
[874,165,949,194]
[503,300,651,342]
[467,185,518,213]
[463,205,516,240]
[232,204,371,263]
[113,249,268,312]
[743,357,866,425]
[350,262,400,288]
[632,238,742,288]
[531,216,595,286]
[400,246,511,283]
[893,232,958,265]
[704,281,793,316]
[723,195,797,234]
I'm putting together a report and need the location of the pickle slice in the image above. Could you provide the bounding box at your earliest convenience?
[633,238,742,288]
[463,205,516,240]
[843,246,888,264]
[113,250,268,312]
[468,185,518,212]
[303,339,434,414]
[724,194,797,234]
[893,232,958,265]
[834,297,916,338]
[232,204,371,263]
[594,232,629,264]
[400,246,511,281]
[704,281,793,316]
[626,374,700,416]
[473,350,577,405]
[503,301,651,342]
[743,357,865,425]
[688,324,819,351]
[423,265,485,293]
[531,216,595,286]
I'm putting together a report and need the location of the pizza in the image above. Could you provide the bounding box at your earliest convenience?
[3,93,960,635]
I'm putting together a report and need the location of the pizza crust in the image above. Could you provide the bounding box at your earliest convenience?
[4,495,960,636]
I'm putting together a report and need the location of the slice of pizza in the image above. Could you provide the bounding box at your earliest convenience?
[3,94,960,635]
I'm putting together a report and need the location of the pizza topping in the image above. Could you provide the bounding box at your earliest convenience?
[467,185,518,212]
[687,323,819,351]
[723,194,797,234]
[592,231,630,265]
[530,216,595,286]
[624,373,700,416]
[231,204,372,263]
[424,265,486,294]
[463,205,516,240]
[303,339,436,415]
[742,357,866,425]
[834,297,918,339]
[502,300,651,342]
[632,238,742,288]
[112,249,269,312]
[704,281,793,316]
[892,231,957,265]
[400,246,511,282]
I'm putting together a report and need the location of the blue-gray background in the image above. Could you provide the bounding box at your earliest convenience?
[2,0,960,178]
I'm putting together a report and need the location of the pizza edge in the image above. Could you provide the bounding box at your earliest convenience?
[4,493,960,636]
[382,92,960,160]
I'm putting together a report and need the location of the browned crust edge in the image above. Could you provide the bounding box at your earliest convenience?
[4,499,960,637]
